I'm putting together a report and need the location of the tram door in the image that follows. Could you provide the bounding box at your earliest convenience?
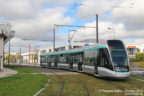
[96,48,113,73]
[94,49,100,74]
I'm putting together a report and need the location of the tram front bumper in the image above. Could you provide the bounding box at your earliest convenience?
[98,67,130,79]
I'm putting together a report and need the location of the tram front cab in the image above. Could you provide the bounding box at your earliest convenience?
[98,40,130,79]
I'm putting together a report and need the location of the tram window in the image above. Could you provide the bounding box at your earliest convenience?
[73,53,78,64]
[51,55,58,63]
[84,50,96,66]
[99,49,113,70]
[68,52,83,64]
[59,54,67,63]
[68,53,73,63]
[107,40,128,67]
[47,56,51,62]
[41,56,47,63]
[76,53,83,63]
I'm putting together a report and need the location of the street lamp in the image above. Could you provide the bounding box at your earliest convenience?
[107,27,115,40]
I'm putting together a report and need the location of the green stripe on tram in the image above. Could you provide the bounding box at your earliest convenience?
[115,72,129,73]
[40,46,107,56]
[85,46,106,51]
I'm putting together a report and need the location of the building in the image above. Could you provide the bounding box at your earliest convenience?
[0,23,15,71]
[125,42,144,58]
[22,52,38,64]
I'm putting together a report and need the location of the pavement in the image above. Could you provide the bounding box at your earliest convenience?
[130,68,144,77]
[0,68,18,78]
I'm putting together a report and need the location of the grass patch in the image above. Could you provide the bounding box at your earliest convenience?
[0,66,48,96]
[76,74,144,96]
[4,65,41,73]
[131,74,144,80]
[39,74,87,96]
[40,74,144,96]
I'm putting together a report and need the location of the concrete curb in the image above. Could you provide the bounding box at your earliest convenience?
[0,68,18,78]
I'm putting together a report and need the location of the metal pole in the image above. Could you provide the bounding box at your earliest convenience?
[29,41,31,64]
[114,30,115,39]
[53,29,55,52]
[96,14,98,43]
[20,48,21,63]
[8,40,10,65]
[3,45,4,65]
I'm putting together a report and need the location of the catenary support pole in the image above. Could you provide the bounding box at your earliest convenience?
[96,14,98,43]
[20,48,21,63]
[53,29,55,52]
[29,41,31,64]
[8,40,10,65]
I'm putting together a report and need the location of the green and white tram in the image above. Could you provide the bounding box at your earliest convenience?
[40,40,130,79]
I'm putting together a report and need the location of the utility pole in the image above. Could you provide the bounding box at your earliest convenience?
[29,41,31,64]
[53,29,55,52]
[96,14,99,43]
[20,48,21,63]
[8,40,10,65]
[3,45,4,65]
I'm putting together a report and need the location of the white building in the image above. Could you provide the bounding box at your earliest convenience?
[0,23,15,71]
[125,42,144,58]
[22,52,38,64]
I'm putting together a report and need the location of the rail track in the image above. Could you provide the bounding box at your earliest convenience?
[50,68,65,96]
[11,65,90,96]
[72,76,90,96]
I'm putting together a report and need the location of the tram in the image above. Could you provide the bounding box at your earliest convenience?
[40,40,130,79]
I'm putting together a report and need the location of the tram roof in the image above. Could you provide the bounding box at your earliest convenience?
[41,39,114,56]
[41,39,124,56]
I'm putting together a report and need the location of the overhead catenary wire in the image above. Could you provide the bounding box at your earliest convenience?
[100,0,133,20]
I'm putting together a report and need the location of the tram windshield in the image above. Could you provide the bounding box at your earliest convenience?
[107,40,128,68]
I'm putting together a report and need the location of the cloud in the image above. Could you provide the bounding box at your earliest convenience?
[0,0,77,20]
[0,0,75,53]
[4,37,53,53]
[9,7,72,41]
[75,0,144,43]
[42,0,78,6]
[77,0,117,19]
[110,0,144,31]
[0,0,39,20]
[1,0,144,53]
[72,20,144,42]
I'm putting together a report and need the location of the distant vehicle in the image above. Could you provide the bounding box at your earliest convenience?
[40,40,130,79]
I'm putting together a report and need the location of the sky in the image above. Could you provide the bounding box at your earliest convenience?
[0,0,144,53]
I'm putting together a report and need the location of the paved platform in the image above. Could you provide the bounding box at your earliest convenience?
[0,68,18,78]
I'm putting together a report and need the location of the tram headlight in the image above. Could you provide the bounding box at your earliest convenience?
[115,67,121,72]
[122,67,128,72]
[115,67,129,72]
